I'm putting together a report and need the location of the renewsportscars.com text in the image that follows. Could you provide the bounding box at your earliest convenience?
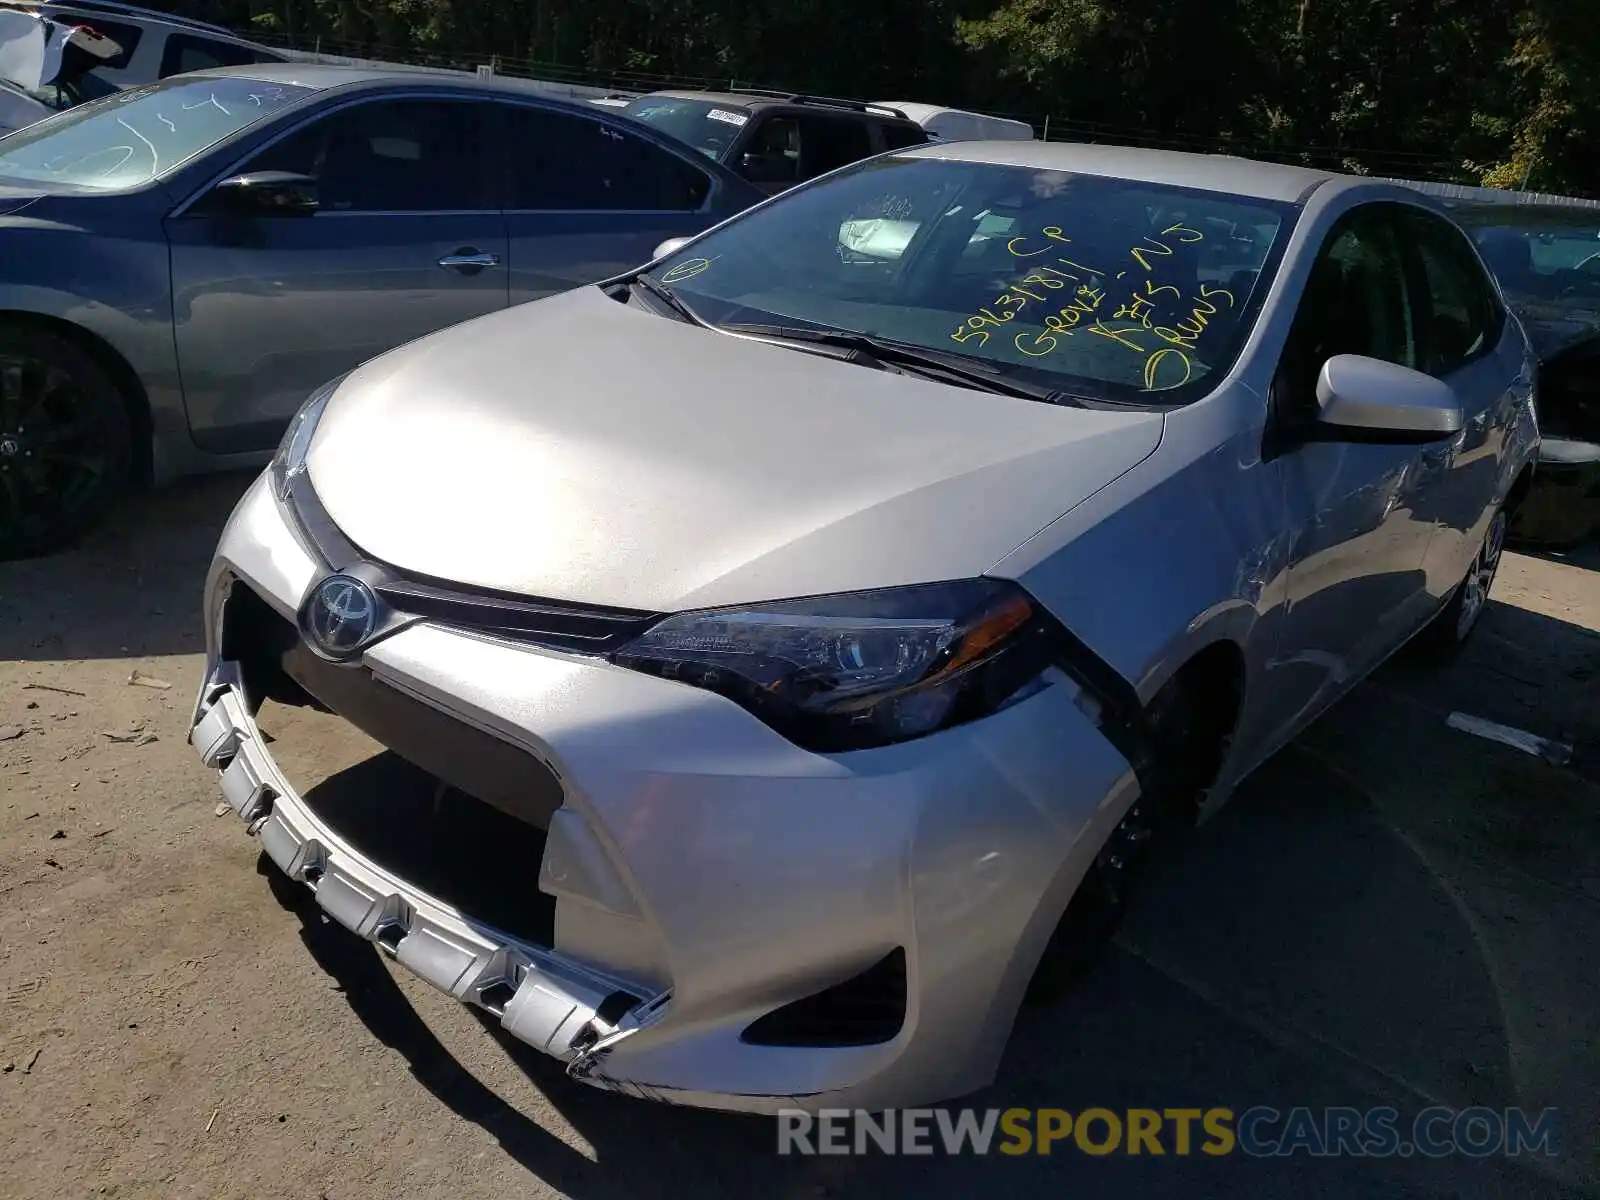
[776,1106,1560,1158]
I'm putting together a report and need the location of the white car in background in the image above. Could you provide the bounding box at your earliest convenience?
[876,100,1034,142]
[0,76,47,134]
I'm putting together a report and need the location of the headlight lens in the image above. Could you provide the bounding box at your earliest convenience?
[611,579,1063,751]
[269,376,343,501]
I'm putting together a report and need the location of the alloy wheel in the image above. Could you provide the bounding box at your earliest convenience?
[1087,797,1155,917]
[0,353,112,541]
[1455,510,1507,641]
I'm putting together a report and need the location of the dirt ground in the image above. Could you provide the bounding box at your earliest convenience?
[2,471,1598,1199]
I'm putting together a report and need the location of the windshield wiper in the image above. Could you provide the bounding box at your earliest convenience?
[718,323,1077,404]
[630,273,706,326]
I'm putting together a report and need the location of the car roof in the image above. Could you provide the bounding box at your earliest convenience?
[632,89,918,123]
[895,138,1343,204]
[179,61,658,106]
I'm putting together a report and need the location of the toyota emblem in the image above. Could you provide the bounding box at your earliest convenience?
[300,574,381,660]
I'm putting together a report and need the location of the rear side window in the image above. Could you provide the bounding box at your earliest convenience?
[879,121,926,151]
[1401,208,1502,377]
[160,34,277,77]
[502,106,709,211]
[795,115,873,178]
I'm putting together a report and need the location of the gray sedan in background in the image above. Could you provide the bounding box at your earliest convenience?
[0,63,763,558]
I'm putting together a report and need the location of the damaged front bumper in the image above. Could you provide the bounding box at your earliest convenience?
[191,661,666,1082]
[189,470,1143,1113]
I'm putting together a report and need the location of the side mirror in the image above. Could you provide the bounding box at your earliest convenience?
[652,236,693,261]
[209,171,319,217]
[1314,354,1463,442]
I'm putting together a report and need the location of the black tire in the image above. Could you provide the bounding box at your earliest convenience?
[0,325,134,561]
[1412,508,1507,660]
[1026,677,1219,1003]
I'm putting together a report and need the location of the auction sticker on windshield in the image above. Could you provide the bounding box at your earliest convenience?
[707,108,749,126]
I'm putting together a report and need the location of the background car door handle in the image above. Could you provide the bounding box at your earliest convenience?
[437,249,501,274]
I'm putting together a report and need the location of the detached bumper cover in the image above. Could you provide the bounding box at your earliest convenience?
[191,662,662,1072]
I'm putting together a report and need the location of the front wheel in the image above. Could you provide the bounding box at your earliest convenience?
[1026,676,1221,1002]
[0,326,134,561]
[1415,508,1507,657]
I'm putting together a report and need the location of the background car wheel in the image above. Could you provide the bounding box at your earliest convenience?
[0,326,133,561]
[1414,508,1507,658]
[1025,675,1227,1003]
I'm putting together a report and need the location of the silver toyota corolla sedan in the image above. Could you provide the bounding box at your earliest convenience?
[191,140,1539,1113]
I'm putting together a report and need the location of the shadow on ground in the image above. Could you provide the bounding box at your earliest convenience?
[256,600,1600,1198]
[0,471,254,662]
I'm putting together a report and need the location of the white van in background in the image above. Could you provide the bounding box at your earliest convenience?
[875,101,1035,142]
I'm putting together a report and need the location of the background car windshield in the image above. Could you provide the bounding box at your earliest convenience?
[1456,209,1600,305]
[653,157,1295,402]
[0,75,310,190]
[623,97,747,160]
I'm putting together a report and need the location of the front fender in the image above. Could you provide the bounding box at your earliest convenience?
[0,213,183,472]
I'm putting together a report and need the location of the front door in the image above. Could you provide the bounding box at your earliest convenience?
[496,104,718,305]
[1398,205,1526,602]
[166,96,509,453]
[1261,203,1441,742]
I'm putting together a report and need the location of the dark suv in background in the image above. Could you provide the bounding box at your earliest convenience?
[619,90,929,194]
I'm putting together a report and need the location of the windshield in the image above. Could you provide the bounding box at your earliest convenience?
[21,69,123,111]
[0,75,311,191]
[649,156,1296,404]
[622,96,749,161]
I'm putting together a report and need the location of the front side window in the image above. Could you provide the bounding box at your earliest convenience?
[1402,208,1501,377]
[503,106,709,211]
[649,156,1295,404]
[242,98,493,212]
[621,96,748,162]
[0,74,311,190]
[1274,204,1416,421]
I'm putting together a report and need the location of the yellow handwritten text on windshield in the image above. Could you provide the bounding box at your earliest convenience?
[952,222,1226,392]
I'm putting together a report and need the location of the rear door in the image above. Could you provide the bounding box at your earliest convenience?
[166,95,508,453]
[497,103,717,305]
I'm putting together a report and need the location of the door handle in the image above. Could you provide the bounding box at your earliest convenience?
[437,249,501,274]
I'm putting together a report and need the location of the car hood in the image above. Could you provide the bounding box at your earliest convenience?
[305,286,1164,612]
[0,180,48,217]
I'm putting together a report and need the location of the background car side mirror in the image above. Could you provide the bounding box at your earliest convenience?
[1313,354,1464,443]
[210,171,319,217]
[652,235,693,261]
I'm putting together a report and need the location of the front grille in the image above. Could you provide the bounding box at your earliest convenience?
[741,949,908,1047]
[284,473,661,654]
[222,579,561,944]
[222,580,565,832]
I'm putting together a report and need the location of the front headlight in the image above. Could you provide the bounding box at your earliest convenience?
[268,376,344,501]
[610,579,1068,752]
